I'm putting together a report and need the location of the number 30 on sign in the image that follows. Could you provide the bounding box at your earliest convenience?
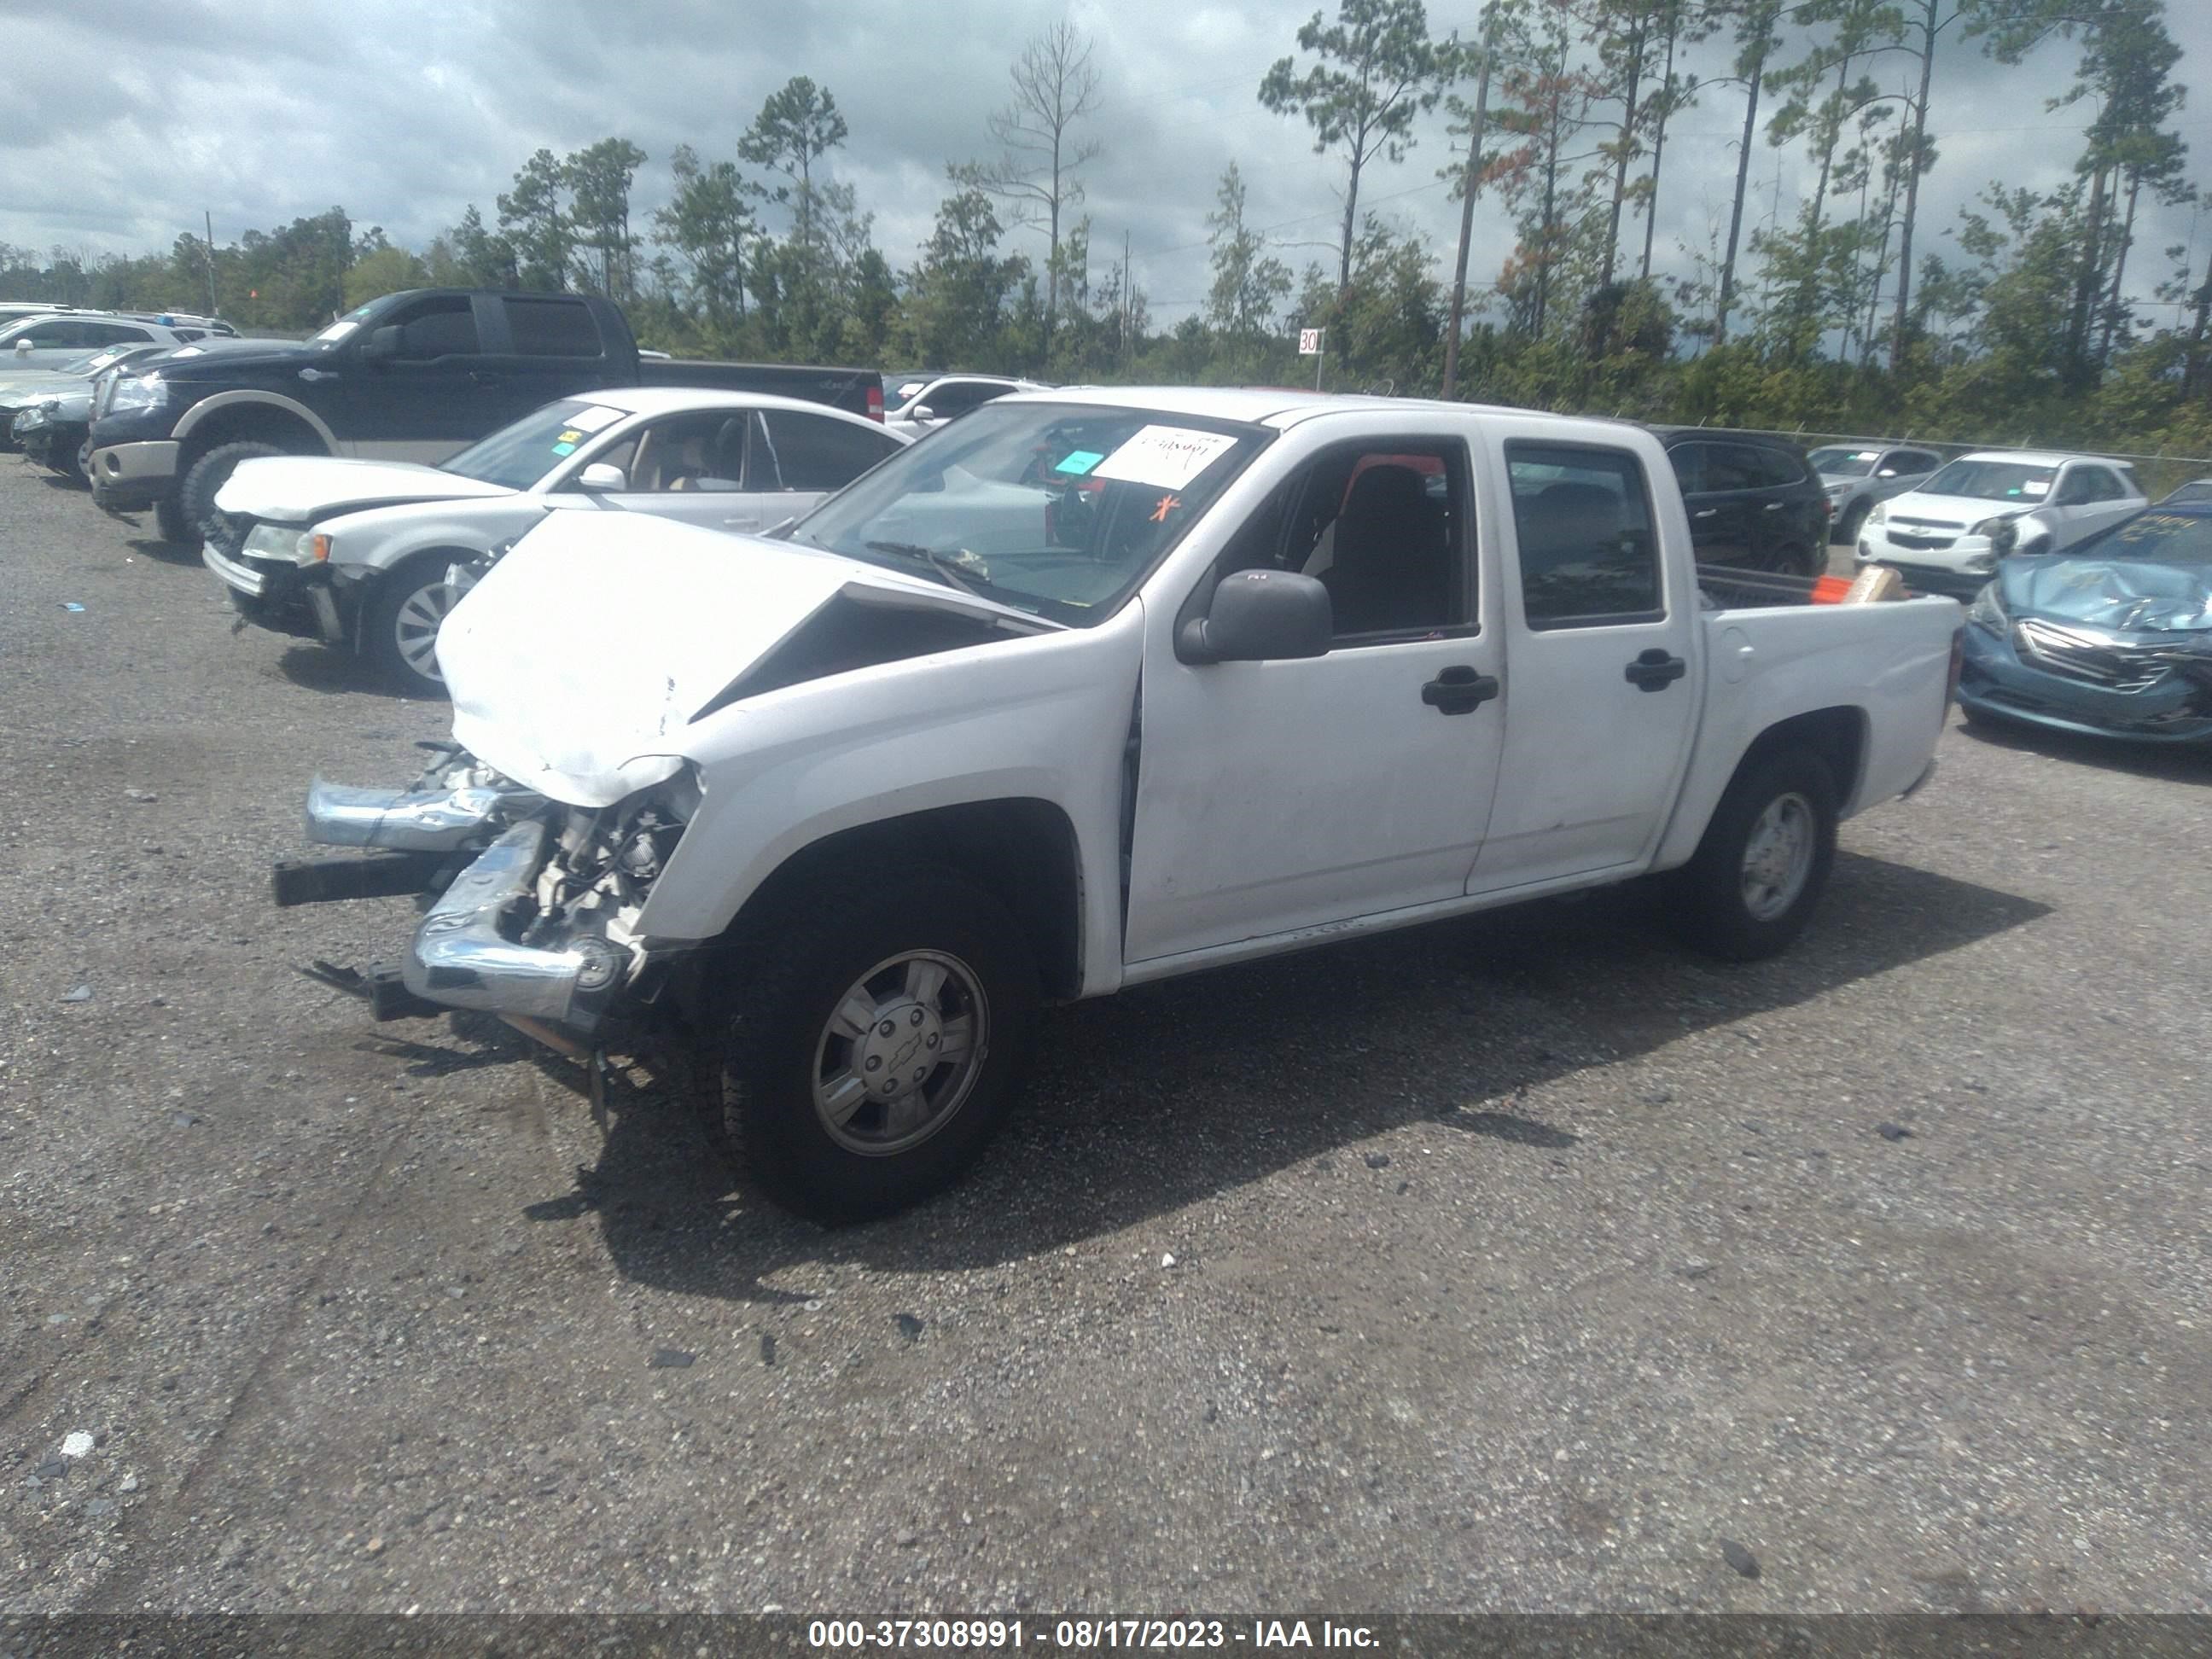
[1298,329,1323,355]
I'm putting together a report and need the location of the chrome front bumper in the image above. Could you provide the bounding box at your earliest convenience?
[306,775,537,851]
[402,820,628,1030]
[203,540,266,597]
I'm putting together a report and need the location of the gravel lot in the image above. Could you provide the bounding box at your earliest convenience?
[3,458,2209,1618]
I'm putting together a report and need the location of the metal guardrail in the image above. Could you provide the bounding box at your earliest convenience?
[1661,417,2212,474]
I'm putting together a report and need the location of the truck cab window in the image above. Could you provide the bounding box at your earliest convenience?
[502,297,602,358]
[1245,441,1471,640]
[391,297,479,359]
[1507,444,1662,629]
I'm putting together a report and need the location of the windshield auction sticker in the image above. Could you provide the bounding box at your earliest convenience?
[1091,426,1238,491]
[563,405,625,434]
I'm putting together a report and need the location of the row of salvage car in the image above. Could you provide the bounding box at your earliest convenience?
[20,320,2211,1224]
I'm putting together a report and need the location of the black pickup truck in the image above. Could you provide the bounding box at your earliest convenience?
[86,288,883,541]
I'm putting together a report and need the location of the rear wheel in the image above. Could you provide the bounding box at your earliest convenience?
[178,439,287,544]
[364,555,466,696]
[1837,500,1871,547]
[1672,749,1838,962]
[702,868,1039,1224]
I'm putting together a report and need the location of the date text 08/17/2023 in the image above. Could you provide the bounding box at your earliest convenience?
[806,1620,1382,1650]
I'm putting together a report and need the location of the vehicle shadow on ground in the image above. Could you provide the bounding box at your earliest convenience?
[485,849,2052,1296]
[1959,713,2212,788]
[124,536,199,564]
[275,643,423,701]
[34,470,86,492]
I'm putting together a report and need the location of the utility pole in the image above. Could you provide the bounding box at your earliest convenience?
[1122,230,1132,375]
[204,210,218,318]
[1441,3,1498,401]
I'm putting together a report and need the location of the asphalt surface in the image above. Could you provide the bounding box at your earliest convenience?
[3,460,2209,1618]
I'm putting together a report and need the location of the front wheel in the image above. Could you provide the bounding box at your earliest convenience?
[154,495,192,544]
[364,556,466,696]
[1671,749,1838,962]
[1837,501,1871,547]
[178,440,288,544]
[703,869,1039,1224]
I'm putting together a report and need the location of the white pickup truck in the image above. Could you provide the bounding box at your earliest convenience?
[276,389,1959,1222]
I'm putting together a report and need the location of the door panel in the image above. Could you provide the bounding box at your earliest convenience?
[343,294,496,457]
[1475,438,1700,891]
[1670,442,1755,567]
[1125,434,1503,964]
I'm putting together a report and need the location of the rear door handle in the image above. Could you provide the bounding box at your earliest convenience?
[1763,500,1784,510]
[468,370,504,386]
[1624,648,1687,691]
[1422,664,1500,715]
[1693,507,1718,519]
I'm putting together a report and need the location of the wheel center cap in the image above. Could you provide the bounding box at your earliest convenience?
[855,999,944,1096]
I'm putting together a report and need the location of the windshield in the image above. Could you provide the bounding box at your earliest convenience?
[1808,446,1877,477]
[439,399,629,491]
[791,400,1272,625]
[2160,480,2212,504]
[1922,458,2056,502]
[312,301,382,346]
[2072,509,2212,565]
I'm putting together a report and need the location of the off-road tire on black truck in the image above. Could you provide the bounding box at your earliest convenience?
[154,495,192,545]
[701,868,1039,1225]
[1671,748,1839,961]
[178,439,290,544]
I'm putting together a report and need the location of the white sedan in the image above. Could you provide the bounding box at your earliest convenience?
[205,387,908,693]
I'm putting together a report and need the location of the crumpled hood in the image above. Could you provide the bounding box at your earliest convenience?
[214,456,512,521]
[2001,555,2212,634]
[435,512,1039,806]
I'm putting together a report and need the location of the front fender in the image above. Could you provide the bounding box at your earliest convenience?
[636,609,1143,998]
[323,498,552,579]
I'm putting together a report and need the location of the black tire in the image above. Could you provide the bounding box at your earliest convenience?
[1958,700,2006,731]
[702,868,1039,1224]
[178,440,287,544]
[1837,500,1871,547]
[363,554,470,696]
[1671,748,1839,963]
[153,494,192,544]
[1773,542,1819,578]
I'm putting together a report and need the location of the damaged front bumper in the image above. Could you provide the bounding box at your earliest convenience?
[405,819,630,1029]
[276,756,692,1042]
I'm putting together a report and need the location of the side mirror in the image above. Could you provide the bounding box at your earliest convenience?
[908,404,936,423]
[359,325,401,363]
[1177,569,1332,664]
[1876,468,1897,478]
[577,462,627,492]
[14,340,32,354]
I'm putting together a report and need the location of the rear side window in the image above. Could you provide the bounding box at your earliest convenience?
[1665,442,1706,495]
[1706,444,1765,492]
[503,298,602,358]
[757,410,901,491]
[917,381,1004,419]
[86,322,154,346]
[1506,443,1662,630]
[1755,445,1807,488]
[1889,450,1939,475]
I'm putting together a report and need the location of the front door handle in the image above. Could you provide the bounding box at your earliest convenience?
[1693,507,1718,519]
[468,370,504,386]
[1625,648,1687,691]
[1422,664,1500,715]
[1764,499,1786,510]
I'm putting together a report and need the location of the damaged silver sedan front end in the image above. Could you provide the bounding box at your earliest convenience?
[277,746,700,1045]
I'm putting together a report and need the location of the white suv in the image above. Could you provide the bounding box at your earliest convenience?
[0,311,226,370]
[1855,450,2147,595]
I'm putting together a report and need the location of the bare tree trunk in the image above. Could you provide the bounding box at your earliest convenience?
[1715,12,1771,346]
[1639,14,1678,283]
[1339,143,1364,294]
[2098,172,2139,370]
[2187,247,2212,399]
[1889,2,1936,372]
[1601,14,1648,289]
[1442,10,1498,399]
[2065,164,2110,387]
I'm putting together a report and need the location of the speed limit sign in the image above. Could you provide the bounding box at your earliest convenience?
[1298,329,1322,355]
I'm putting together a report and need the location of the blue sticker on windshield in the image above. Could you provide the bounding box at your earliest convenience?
[550,440,577,457]
[1055,450,1105,475]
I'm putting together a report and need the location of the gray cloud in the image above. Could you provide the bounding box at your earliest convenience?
[2,0,2205,332]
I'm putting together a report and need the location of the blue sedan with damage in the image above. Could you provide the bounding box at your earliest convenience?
[1958,502,2212,743]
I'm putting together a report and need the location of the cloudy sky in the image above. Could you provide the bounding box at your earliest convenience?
[7,0,2210,331]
